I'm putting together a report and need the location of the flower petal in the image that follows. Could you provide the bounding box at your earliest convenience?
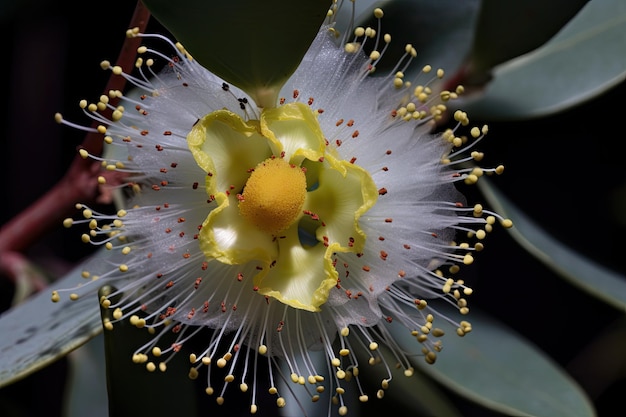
[305,157,378,253]
[187,109,272,192]
[260,102,326,163]
[199,192,277,265]
[254,226,336,311]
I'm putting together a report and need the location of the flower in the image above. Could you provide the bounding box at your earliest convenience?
[54,6,511,416]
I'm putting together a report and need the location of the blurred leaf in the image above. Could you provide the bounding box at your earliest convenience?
[388,307,596,417]
[332,0,389,36]
[479,179,626,312]
[0,250,104,388]
[141,0,330,108]
[567,317,626,400]
[65,334,108,417]
[279,346,462,417]
[357,346,463,417]
[466,0,588,84]
[356,0,481,78]
[98,286,198,417]
[459,0,626,120]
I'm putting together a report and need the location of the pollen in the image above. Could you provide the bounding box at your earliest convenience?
[239,157,307,235]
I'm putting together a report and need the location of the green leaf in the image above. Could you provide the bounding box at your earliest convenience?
[466,0,587,84]
[388,307,596,417]
[141,0,330,108]
[459,0,626,120]
[478,179,626,313]
[0,250,104,388]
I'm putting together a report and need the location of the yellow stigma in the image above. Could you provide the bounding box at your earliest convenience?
[239,157,306,235]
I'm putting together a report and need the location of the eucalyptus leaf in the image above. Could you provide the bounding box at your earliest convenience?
[141,0,330,108]
[65,334,108,417]
[356,345,463,417]
[278,340,462,417]
[388,307,596,417]
[458,0,626,120]
[466,0,587,84]
[0,250,104,388]
[478,179,626,312]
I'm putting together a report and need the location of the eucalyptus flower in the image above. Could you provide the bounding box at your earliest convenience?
[54,6,511,415]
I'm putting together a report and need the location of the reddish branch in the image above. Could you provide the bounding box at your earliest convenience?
[0,2,151,259]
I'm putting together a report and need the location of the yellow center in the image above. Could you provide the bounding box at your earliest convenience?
[239,157,307,235]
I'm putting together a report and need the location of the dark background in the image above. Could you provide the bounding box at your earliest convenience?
[1,1,624,416]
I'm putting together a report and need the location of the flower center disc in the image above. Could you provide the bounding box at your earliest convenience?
[239,158,306,235]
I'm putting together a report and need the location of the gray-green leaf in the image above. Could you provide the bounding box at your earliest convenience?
[466,0,587,84]
[0,251,104,388]
[458,0,626,120]
[478,179,626,312]
[388,307,596,417]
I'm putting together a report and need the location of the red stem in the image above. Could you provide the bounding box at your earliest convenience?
[0,1,151,254]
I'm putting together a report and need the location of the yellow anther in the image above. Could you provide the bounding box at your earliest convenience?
[344,42,358,53]
[112,109,123,121]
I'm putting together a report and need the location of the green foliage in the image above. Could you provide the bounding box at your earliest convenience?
[141,0,330,108]
[1,1,625,416]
